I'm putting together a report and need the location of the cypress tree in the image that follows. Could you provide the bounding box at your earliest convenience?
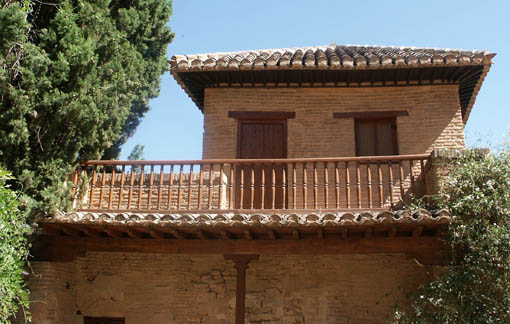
[0,0,174,216]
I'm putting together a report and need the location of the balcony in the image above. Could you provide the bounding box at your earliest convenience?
[70,154,431,213]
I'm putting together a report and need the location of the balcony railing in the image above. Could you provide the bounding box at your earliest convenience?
[70,154,430,212]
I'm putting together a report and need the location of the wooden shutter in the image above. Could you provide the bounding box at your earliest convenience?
[355,118,398,156]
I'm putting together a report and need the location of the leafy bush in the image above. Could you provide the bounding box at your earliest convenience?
[0,169,31,323]
[392,149,510,323]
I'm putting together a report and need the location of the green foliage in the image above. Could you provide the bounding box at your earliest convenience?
[0,168,32,323]
[0,0,174,217]
[128,144,145,173]
[127,144,145,161]
[392,149,510,323]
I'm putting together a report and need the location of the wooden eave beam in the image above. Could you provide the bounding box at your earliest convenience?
[340,228,348,239]
[220,229,232,240]
[147,227,166,239]
[267,229,276,240]
[34,235,448,265]
[125,228,144,239]
[103,227,124,238]
[81,227,103,238]
[412,226,424,237]
[387,227,397,238]
[317,228,324,240]
[243,229,253,240]
[60,226,82,237]
[196,228,209,240]
[160,227,187,239]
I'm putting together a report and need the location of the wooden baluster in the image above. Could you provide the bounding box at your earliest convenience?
[99,166,106,208]
[378,162,383,207]
[177,164,183,209]
[188,164,194,209]
[239,165,244,209]
[345,162,350,209]
[167,165,174,209]
[89,165,97,209]
[80,167,89,207]
[148,164,155,209]
[219,163,225,209]
[409,159,415,195]
[127,165,135,209]
[250,164,255,209]
[208,164,214,209]
[229,165,234,209]
[399,161,405,201]
[388,162,394,208]
[198,164,204,209]
[137,165,144,210]
[271,165,276,209]
[367,162,372,208]
[334,162,340,209]
[324,162,329,209]
[157,165,164,210]
[118,165,126,209]
[71,168,79,208]
[356,162,361,208]
[108,166,116,209]
[313,162,318,209]
[261,166,265,209]
[420,159,427,194]
[292,163,297,210]
[303,163,308,209]
[282,165,287,209]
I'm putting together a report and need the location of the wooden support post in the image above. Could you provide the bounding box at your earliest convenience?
[224,254,259,324]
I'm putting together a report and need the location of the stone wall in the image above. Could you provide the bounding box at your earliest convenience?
[202,85,465,159]
[26,252,436,324]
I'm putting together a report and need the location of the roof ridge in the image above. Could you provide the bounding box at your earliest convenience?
[171,43,494,58]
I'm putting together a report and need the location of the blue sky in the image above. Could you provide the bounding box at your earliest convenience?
[120,0,509,160]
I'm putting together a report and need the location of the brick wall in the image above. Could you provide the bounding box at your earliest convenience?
[26,253,437,324]
[202,85,465,159]
[18,262,78,324]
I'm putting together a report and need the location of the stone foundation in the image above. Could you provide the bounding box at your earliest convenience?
[23,252,437,324]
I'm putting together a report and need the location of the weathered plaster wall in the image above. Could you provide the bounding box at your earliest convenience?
[202,85,465,159]
[27,253,434,324]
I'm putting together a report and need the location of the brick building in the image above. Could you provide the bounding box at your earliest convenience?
[27,44,494,323]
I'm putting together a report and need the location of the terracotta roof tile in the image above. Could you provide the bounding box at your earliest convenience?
[40,209,451,228]
[170,44,495,71]
[169,44,495,122]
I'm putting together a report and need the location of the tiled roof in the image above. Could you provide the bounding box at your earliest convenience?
[40,209,450,228]
[169,44,494,122]
[170,44,495,71]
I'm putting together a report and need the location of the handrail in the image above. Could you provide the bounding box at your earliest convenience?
[71,154,431,212]
[80,154,431,166]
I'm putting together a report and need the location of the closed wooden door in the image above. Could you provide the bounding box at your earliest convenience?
[236,120,287,209]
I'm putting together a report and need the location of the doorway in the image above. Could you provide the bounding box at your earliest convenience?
[235,120,287,209]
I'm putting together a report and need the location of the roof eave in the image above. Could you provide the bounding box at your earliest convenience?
[462,60,494,124]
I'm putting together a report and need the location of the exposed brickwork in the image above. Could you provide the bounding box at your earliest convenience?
[202,85,465,159]
[18,262,78,324]
[27,253,436,324]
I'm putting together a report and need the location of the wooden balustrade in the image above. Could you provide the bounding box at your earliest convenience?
[71,154,430,212]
